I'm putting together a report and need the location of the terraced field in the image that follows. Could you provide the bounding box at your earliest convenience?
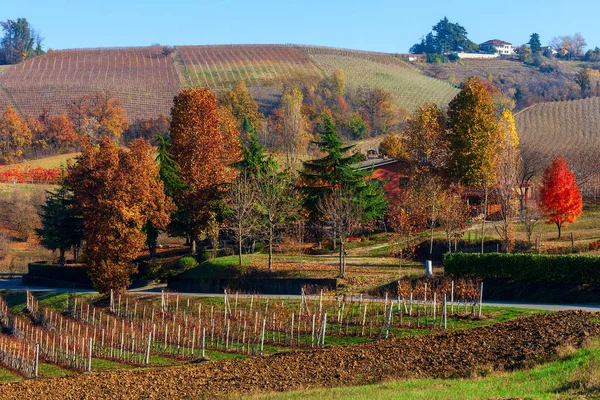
[0,44,460,119]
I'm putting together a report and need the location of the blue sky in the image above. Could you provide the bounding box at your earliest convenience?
[3,0,599,53]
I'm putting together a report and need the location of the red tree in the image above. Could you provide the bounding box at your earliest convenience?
[539,157,582,238]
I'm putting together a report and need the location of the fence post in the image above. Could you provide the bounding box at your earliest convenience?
[478,281,484,319]
[34,343,39,378]
[443,294,447,329]
[260,319,266,356]
[145,333,151,366]
[87,338,93,372]
[321,313,327,347]
[201,327,206,360]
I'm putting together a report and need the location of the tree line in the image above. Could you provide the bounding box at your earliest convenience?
[36,76,583,294]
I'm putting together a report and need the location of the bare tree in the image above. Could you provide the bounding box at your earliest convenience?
[317,186,364,278]
[519,202,542,244]
[225,171,257,266]
[518,145,546,210]
[549,33,587,58]
[255,170,301,270]
[438,187,470,252]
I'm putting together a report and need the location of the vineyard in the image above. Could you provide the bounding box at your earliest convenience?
[0,305,596,399]
[176,45,322,89]
[0,47,181,120]
[0,44,463,119]
[0,167,62,184]
[515,96,600,158]
[301,46,459,112]
[0,278,487,380]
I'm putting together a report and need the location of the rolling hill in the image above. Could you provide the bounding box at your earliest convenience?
[0,44,458,120]
[515,96,600,159]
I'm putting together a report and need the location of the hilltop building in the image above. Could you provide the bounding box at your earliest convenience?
[479,40,515,55]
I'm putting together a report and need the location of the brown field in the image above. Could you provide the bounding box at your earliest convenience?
[0,311,595,399]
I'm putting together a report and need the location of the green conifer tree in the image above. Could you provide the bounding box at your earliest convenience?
[36,185,84,264]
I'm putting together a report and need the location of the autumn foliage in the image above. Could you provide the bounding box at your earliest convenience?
[0,166,61,184]
[169,88,241,246]
[539,157,582,238]
[66,136,174,293]
[0,106,32,163]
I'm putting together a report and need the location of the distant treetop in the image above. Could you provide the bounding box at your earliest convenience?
[0,18,44,65]
[410,17,477,54]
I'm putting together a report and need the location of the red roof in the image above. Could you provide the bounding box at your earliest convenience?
[480,39,512,47]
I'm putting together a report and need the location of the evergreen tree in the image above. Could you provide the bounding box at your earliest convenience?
[234,118,276,177]
[36,185,84,264]
[410,17,476,54]
[529,33,542,54]
[152,134,187,255]
[301,114,388,224]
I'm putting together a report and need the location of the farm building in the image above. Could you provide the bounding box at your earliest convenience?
[479,40,515,55]
[357,157,412,203]
[358,156,530,219]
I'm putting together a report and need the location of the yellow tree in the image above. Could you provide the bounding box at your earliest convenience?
[0,106,32,163]
[169,88,241,253]
[67,136,174,293]
[493,109,520,252]
[404,103,448,167]
[447,77,500,253]
[217,80,264,132]
[274,86,310,170]
[378,132,407,159]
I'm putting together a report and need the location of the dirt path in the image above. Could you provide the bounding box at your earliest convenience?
[0,311,598,399]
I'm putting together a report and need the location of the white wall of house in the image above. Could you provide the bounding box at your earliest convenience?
[456,52,500,59]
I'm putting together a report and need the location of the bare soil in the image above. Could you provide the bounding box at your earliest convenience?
[1,310,597,399]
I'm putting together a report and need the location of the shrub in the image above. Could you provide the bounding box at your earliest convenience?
[426,54,445,64]
[444,253,600,285]
[178,256,198,271]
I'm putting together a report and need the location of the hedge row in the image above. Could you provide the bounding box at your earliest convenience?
[444,253,600,285]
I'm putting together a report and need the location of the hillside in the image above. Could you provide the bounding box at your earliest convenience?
[414,57,596,111]
[515,96,600,159]
[0,44,458,120]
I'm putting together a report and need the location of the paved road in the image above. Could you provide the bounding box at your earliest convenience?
[2,279,600,312]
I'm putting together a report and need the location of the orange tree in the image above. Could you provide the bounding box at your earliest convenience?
[539,157,582,238]
[0,105,32,163]
[67,91,129,142]
[168,88,241,253]
[66,136,174,293]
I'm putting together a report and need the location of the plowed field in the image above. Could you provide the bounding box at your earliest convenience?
[1,311,597,399]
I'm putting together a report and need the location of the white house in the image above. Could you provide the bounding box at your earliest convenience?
[479,40,515,55]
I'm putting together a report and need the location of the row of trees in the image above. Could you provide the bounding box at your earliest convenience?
[38,86,389,291]
[0,91,171,163]
[37,76,585,293]
[381,76,583,253]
